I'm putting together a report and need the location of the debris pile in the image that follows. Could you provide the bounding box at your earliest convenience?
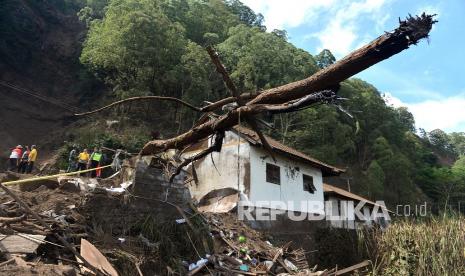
[193,212,314,275]
[0,168,370,275]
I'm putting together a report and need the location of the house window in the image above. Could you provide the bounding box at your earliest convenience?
[303,174,316,193]
[266,163,280,185]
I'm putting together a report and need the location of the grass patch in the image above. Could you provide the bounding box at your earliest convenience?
[363,216,465,275]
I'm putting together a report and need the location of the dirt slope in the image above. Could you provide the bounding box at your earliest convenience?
[0,1,99,165]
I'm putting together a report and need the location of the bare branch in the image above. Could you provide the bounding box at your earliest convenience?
[264,90,338,114]
[245,117,276,161]
[200,93,256,112]
[206,46,243,105]
[207,46,275,159]
[74,96,202,116]
[169,131,225,182]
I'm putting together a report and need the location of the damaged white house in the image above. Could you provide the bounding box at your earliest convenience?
[184,126,389,229]
[185,126,343,214]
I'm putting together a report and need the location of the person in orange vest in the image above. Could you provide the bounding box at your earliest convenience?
[89,148,103,178]
[26,145,38,173]
[18,145,30,173]
[8,145,22,171]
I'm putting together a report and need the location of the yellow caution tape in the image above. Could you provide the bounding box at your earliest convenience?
[2,165,113,186]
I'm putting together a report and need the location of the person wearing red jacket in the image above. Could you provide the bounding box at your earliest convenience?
[8,145,22,171]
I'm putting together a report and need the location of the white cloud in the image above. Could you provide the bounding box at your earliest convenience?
[314,0,389,57]
[313,20,357,56]
[241,0,333,31]
[242,0,391,57]
[384,93,465,132]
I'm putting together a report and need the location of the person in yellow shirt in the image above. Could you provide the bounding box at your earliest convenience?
[77,149,90,176]
[27,145,37,173]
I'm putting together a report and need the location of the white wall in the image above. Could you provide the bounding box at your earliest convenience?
[248,146,325,215]
[186,131,251,201]
[325,197,375,229]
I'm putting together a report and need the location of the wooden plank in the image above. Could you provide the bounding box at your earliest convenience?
[331,260,370,275]
[80,238,119,276]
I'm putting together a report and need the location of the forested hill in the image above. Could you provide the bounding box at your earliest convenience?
[1,0,464,212]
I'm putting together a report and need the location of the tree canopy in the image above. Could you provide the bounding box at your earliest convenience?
[78,0,464,213]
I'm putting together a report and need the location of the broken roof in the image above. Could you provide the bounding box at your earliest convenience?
[323,183,384,209]
[233,126,344,176]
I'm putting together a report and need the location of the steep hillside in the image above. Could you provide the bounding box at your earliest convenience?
[0,0,99,159]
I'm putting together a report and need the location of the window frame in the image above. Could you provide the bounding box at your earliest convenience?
[303,173,316,193]
[266,163,281,185]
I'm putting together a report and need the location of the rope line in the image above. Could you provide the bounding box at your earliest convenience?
[2,165,112,186]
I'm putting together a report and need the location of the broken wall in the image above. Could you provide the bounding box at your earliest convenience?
[186,131,251,202]
[81,158,191,234]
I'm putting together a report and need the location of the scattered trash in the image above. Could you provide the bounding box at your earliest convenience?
[105,187,126,193]
[188,257,209,271]
[285,258,299,271]
[238,235,246,243]
[239,264,249,272]
[120,180,133,189]
[176,218,186,224]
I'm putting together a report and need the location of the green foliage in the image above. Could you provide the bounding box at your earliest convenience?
[81,0,187,98]
[314,49,336,69]
[365,160,385,199]
[218,25,318,91]
[77,0,464,212]
[225,0,265,28]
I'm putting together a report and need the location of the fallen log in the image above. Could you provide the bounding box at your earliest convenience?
[140,13,436,155]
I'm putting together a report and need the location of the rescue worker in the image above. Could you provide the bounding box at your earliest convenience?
[18,145,30,173]
[8,145,22,171]
[66,145,78,172]
[89,147,103,178]
[27,145,37,173]
[77,149,89,176]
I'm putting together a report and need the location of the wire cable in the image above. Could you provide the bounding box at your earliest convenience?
[0,80,80,113]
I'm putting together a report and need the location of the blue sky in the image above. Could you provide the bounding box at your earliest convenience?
[241,0,465,133]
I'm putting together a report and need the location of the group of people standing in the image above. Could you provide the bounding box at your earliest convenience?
[9,145,38,173]
[67,146,104,178]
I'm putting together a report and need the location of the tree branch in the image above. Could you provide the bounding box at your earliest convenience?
[206,46,275,159]
[264,90,338,114]
[169,131,225,182]
[206,46,243,105]
[200,93,257,112]
[74,95,202,116]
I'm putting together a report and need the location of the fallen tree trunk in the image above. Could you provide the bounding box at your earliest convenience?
[140,14,436,155]
[248,14,437,105]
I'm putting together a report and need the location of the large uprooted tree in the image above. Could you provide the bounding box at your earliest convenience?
[77,14,437,178]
